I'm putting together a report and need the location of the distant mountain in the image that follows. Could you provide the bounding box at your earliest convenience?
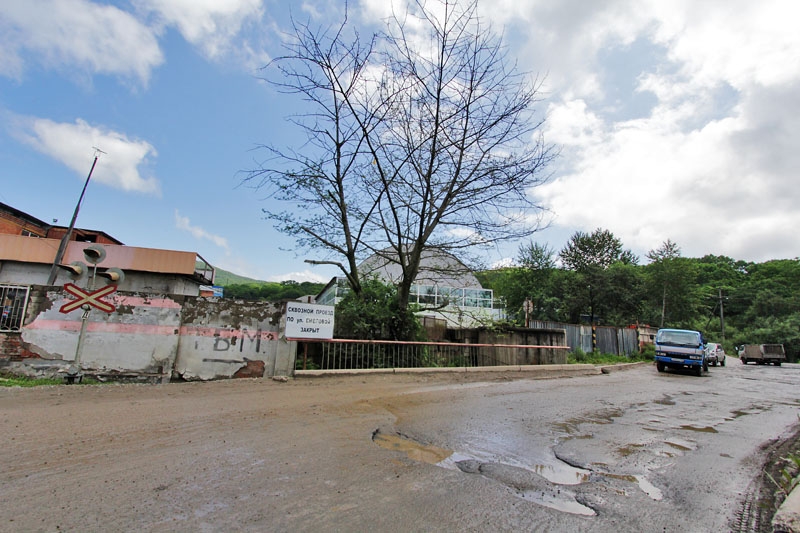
[213,268,267,286]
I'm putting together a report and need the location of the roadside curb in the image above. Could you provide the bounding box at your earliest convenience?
[599,361,650,374]
[774,483,800,532]
[294,363,602,378]
[294,362,653,379]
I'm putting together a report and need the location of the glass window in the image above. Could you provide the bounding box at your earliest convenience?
[419,285,437,305]
[1,285,29,332]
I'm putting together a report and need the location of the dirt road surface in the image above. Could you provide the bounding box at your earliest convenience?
[1,363,799,532]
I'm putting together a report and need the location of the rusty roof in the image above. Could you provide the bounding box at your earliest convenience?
[0,234,206,277]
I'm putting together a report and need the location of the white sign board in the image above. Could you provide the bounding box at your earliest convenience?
[285,302,335,339]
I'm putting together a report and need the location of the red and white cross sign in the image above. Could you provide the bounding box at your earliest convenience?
[60,283,117,314]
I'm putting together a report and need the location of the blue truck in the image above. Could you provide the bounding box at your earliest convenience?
[654,328,707,376]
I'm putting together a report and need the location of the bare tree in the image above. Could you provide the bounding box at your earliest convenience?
[244,0,555,317]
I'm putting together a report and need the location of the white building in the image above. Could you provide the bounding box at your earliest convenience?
[315,249,504,328]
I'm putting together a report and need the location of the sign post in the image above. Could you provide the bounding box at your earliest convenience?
[284,302,335,371]
[285,302,335,339]
[58,244,124,383]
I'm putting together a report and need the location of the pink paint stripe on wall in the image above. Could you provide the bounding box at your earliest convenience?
[26,320,279,339]
[26,319,178,336]
[179,326,279,340]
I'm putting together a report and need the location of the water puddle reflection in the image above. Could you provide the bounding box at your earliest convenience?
[372,429,664,514]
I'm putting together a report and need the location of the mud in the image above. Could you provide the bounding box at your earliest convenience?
[1,365,799,532]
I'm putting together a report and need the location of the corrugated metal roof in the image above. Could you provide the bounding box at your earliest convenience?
[0,235,199,275]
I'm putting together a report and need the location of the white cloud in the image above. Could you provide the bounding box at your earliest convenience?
[174,210,230,252]
[17,117,161,195]
[134,0,264,62]
[507,0,800,262]
[266,270,330,284]
[0,0,163,84]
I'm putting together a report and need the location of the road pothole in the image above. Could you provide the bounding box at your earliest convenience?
[372,430,453,464]
[372,429,597,516]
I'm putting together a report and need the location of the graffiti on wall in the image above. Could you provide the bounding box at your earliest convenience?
[211,327,278,353]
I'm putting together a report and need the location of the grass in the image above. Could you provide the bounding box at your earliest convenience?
[568,347,654,365]
[767,451,800,496]
[0,372,100,387]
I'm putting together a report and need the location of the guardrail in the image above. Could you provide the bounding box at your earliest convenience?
[291,338,570,371]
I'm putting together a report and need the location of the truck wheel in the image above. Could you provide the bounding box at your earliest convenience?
[741,358,747,364]
[656,362,665,372]
[695,365,702,376]
[775,361,782,366]
[721,358,726,367]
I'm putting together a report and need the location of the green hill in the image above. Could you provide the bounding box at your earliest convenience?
[210,268,325,301]
[213,268,266,286]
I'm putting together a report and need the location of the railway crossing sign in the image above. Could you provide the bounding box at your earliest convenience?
[60,283,117,314]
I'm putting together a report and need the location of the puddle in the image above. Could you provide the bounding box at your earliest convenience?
[597,472,663,501]
[617,443,645,457]
[518,488,596,516]
[373,430,596,515]
[634,475,663,500]
[678,424,718,433]
[553,408,624,437]
[665,438,695,451]
[372,431,453,464]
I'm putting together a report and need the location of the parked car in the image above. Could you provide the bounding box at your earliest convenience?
[704,342,725,366]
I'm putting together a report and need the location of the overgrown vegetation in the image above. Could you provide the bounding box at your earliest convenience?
[333,278,425,341]
[0,372,104,387]
[767,451,800,496]
[222,280,325,301]
[568,349,653,365]
[478,229,800,361]
[1,373,66,387]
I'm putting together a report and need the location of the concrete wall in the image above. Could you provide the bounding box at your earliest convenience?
[174,297,287,381]
[1,285,295,381]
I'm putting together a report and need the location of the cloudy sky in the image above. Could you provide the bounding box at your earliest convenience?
[1,0,798,283]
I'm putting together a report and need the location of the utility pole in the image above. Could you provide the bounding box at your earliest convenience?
[46,148,105,285]
[719,288,725,344]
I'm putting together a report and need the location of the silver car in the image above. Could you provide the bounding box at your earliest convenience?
[705,342,726,366]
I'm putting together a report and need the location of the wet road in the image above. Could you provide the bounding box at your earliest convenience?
[371,357,800,531]
[1,357,799,532]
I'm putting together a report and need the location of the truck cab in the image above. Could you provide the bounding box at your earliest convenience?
[655,328,707,376]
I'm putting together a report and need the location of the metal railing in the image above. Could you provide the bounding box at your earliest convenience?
[293,338,570,371]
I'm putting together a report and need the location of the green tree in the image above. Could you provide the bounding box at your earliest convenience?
[559,228,637,324]
[223,281,325,301]
[643,240,700,328]
[595,261,644,325]
[334,278,423,341]
[559,228,633,272]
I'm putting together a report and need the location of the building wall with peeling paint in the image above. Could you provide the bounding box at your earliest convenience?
[173,297,286,381]
[1,285,295,381]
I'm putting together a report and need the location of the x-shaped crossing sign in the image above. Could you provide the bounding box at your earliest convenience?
[60,283,117,314]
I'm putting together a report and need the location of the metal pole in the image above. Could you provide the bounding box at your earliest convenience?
[47,151,103,285]
[68,263,98,382]
[719,288,725,344]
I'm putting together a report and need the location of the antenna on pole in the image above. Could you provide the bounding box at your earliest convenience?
[46,148,106,285]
